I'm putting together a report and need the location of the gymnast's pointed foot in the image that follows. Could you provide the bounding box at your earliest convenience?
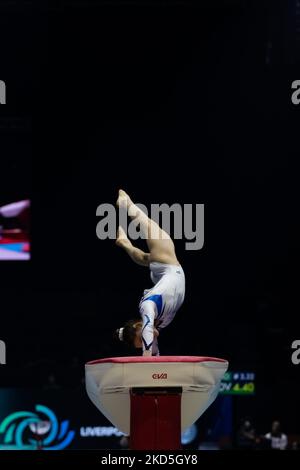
[116,189,132,208]
[116,189,140,218]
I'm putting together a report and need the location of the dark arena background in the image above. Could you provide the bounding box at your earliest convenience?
[0,0,299,457]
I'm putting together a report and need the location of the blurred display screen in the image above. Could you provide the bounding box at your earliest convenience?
[220,371,256,395]
[0,200,31,260]
[0,136,31,261]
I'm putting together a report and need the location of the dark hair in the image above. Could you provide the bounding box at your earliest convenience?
[114,319,141,347]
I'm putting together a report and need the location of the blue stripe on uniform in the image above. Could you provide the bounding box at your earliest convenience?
[142,314,153,350]
[142,294,163,317]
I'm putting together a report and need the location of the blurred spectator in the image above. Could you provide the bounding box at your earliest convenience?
[265,420,287,450]
[236,418,256,450]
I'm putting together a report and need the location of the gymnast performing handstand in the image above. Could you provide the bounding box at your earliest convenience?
[115,190,185,356]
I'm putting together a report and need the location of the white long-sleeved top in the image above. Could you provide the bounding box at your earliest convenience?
[139,262,185,356]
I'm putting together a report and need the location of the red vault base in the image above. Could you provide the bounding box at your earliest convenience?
[130,387,182,450]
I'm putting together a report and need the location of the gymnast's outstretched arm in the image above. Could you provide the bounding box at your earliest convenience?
[140,299,160,357]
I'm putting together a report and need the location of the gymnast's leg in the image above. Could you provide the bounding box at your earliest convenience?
[116,189,179,266]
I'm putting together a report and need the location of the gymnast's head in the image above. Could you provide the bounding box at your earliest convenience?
[115,320,159,349]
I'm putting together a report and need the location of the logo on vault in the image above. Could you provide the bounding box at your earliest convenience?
[152,373,168,379]
[0,404,75,450]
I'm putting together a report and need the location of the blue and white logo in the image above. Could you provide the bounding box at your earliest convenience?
[0,404,75,450]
